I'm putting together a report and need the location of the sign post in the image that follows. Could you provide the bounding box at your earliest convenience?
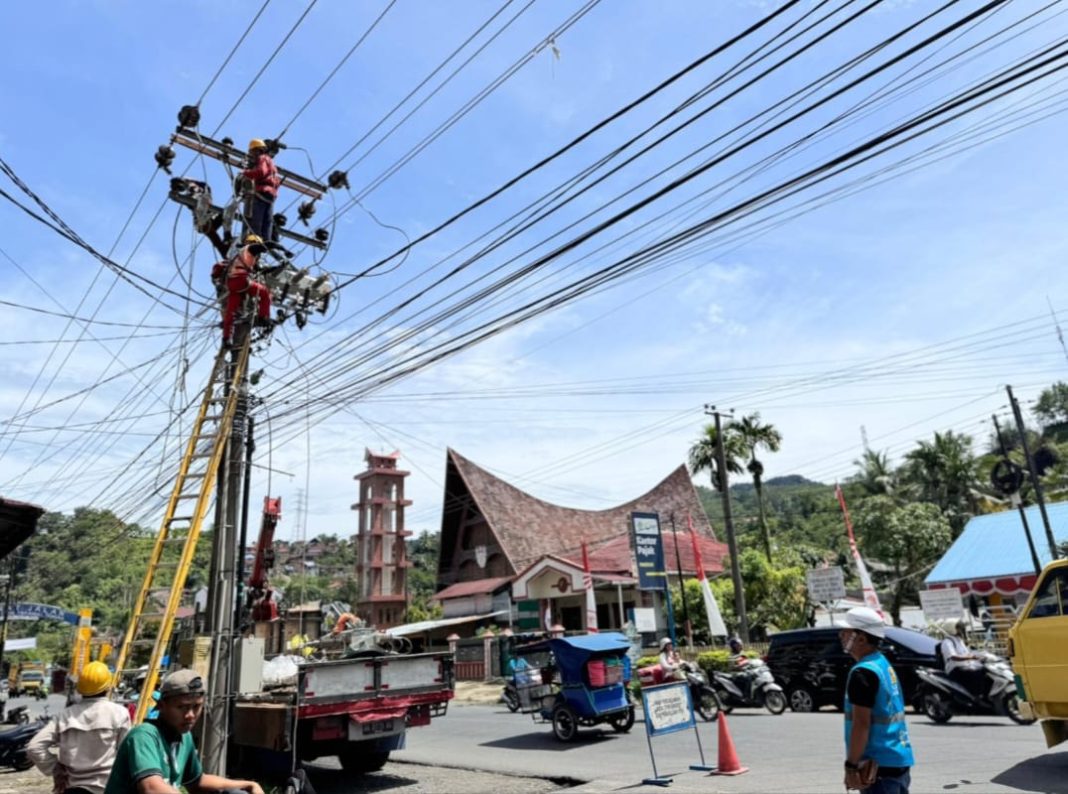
[919,588,965,623]
[806,567,846,624]
[632,512,673,643]
[639,681,713,786]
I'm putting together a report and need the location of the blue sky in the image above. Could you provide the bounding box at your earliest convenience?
[2,1,1068,542]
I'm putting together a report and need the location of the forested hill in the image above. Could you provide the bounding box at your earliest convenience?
[697,475,829,528]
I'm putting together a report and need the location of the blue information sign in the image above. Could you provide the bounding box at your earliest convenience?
[631,512,666,591]
[641,681,695,737]
[4,603,80,625]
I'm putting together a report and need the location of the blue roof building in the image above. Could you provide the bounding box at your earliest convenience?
[925,502,1068,599]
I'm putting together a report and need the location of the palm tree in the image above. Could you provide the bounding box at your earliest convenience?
[729,413,782,561]
[688,423,745,493]
[900,430,981,536]
[852,449,895,496]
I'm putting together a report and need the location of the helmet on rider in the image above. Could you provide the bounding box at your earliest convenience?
[843,606,886,639]
[77,661,113,697]
[659,637,673,651]
[728,636,744,654]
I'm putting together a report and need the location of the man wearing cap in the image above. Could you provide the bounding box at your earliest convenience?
[242,138,280,242]
[27,661,131,794]
[103,670,264,794]
[840,607,914,794]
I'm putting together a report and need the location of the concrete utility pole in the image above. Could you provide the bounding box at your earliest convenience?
[992,414,1041,575]
[201,328,251,774]
[704,405,749,642]
[1006,385,1059,560]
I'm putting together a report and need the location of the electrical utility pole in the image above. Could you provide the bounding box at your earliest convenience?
[704,405,749,642]
[1006,386,1059,560]
[201,328,251,775]
[992,414,1041,574]
[669,513,692,648]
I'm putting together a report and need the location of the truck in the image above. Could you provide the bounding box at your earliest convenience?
[9,662,47,698]
[1008,557,1068,747]
[230,633,454,777]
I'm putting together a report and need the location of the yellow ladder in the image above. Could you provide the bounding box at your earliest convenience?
[113,338,251,722]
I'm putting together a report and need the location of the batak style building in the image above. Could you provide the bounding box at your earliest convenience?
[434,449,728,633]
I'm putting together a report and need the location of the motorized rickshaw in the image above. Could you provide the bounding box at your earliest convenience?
[512,632,635,742]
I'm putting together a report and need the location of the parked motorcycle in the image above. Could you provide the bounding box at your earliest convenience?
[711,658,787,715]
[678,662,722,722]
[501,682,520,713]
[0,715,49,771]
[916,652,1035,725]
[3,706,30,726]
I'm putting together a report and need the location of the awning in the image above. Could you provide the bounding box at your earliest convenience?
[387,611,508,637]
[0,497,44,561]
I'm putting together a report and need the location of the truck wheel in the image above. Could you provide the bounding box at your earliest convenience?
[339,749,390,774]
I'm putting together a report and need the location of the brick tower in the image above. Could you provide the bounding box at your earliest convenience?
[353,449,412,627]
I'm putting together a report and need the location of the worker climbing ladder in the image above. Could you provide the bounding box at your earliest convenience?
[112,336,252,722]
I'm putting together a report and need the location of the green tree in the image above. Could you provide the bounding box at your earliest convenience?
[688,423,746,494]
[729,413,782,561]
[853,497,952,626]
[899,431,980,536]
[1034,382,1068,428]
[704,549,807,638]
[851,449,895,496]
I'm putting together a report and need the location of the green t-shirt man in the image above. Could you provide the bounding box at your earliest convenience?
[103,719,202,793]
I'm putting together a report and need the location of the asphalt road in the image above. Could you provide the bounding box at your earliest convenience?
[395,702,1068,793]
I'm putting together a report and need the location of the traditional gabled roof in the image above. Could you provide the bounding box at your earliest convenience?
[441,449,718,575]
[0,497,44,561]
[585,533,726,578]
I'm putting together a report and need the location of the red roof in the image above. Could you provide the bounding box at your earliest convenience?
[440,449,718,575]
[584,533,726,578]
[433,576,514,601]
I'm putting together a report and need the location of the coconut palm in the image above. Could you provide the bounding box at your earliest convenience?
[852,449,895,496]
[729,413,782,562]
[900,431,981,536]
[688,423,745,493]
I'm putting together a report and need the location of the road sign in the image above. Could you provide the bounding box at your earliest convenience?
[920,588,965,622]
[806,567,846,602]
[632,512,667,591]
[642,682,694,737]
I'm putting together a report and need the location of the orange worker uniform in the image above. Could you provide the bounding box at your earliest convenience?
[213,245,271,343]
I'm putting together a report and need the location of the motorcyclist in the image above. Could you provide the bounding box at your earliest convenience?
[658,637,685,681]
[940,620,987,698]
[727,635,757,698]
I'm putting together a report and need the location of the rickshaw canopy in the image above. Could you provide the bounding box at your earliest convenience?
[549,633,630,681]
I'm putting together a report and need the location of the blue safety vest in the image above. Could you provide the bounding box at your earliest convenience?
[843,652,914,768]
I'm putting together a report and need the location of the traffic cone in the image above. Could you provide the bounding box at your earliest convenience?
[712,713,748,775]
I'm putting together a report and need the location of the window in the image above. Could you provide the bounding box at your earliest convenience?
[1027,569,1068,619]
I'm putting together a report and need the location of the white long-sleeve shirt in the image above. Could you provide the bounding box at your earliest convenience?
[26,697,130,794]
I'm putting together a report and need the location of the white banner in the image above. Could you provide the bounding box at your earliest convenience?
[4,638,37,651]
[807,567,846,602]
[633,607,657,633]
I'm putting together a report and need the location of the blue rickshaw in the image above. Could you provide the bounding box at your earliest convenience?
[515,632,635,742]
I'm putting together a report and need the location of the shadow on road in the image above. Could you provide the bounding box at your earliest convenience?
[303,764,422,793]
[917,721,1022,729]
[480,731,620,751]
[990,751,1068,793]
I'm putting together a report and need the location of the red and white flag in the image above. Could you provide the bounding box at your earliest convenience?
[582,540,598,633]
[834,484,884,615]
[688,514,728,637]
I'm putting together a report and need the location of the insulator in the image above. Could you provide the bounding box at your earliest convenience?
[273,213,288,229]
[154,145,176,175]
[327,170,350,190]
[177,105,201,129]
[314,228,329,243]
[298,201,316,226]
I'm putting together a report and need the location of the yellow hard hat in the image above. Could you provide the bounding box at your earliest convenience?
[244,234,264,246]
[77,661,113,697]
[249,138,267,152]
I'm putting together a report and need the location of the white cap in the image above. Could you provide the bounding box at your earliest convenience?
[843,607,886,639]
[659,637,673,649]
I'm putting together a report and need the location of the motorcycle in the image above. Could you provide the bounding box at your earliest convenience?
[0,714,49,771]
[916,651,1035,725]
[679,662,722,722]
[711,658,787,715]
[501,681,520,713]
[4,706,30,726]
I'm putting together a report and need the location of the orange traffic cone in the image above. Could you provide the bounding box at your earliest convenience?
[712,713,749,776]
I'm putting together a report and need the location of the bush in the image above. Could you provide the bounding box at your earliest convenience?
[635,655,659,669]
[694,650,760,677]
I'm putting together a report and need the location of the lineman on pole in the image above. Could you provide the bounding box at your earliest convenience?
[211,235,273,345]
[242,138,280,242]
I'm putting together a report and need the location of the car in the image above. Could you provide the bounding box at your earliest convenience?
[766,625,940,713]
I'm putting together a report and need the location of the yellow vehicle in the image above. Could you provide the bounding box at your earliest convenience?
[8,662,46,697]
[1009,558,1068,747]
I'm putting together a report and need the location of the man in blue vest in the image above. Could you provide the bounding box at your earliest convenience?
[841,607,914,793]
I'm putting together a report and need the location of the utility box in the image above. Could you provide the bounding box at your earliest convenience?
[234,637,265,694]
[178,637,212,680]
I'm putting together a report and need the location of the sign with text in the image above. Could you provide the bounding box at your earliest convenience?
[920,588,965,622]
[806,567,846,602]
[631,512,666,591]
[632,607,657,633]
[642,681,695,737]
[2,603,80,625]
